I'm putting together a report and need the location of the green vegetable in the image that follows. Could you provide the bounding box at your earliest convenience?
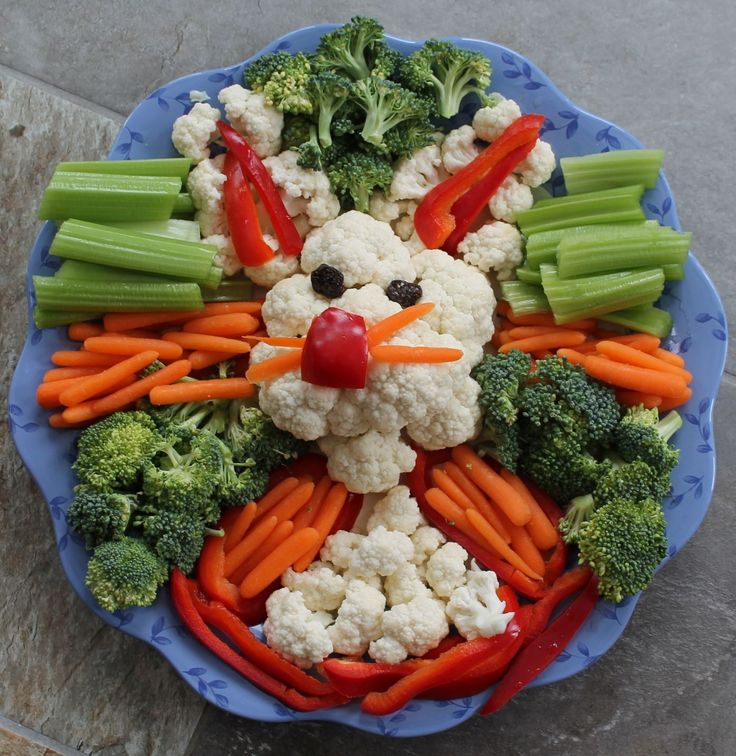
[72,411,163,491]
[67,486,138,548]
[111,219,202,242]
[201,278,255,303]
[85,536,168,612]
[56,260,173,284]
[514,266,542,285]
[398,38,492,119]
[594,457,673,506]
[173,193,194,215]
[33,308,103,329]
[614,406,682,472]
[662,263,685,281]
[55,157,191,182]
[599,304,673,338]
[577,498,667,602]
[33,277,204,312]
[259,52,314,113]
[38,172,181,222]
[308,72,353,147]
[380,119,436,160]
[325,148,394,212]
[561,149,664,195]
[499,280,551,315]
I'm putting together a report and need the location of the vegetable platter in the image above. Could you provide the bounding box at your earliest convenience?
[9,21,728,737]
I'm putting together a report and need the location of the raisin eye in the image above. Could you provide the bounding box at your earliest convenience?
[311,264,345,298]
[386,280,422,308]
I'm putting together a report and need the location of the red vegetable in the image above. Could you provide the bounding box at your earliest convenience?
[222,153,275,267]
[301,308,369,389]
[481,575,600,714]
[413,114,545,248]
[218,121,303,256]
[322,658,428,699]
[170,570,346,711]
[443,138,539,254]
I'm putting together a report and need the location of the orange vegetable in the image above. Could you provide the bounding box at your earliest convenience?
[255,478,301,519]
[182,312,260,337]
[37,374,132,410]
[245,336,306,348]
[223,516,278,578]
[187,350,239,370]
[555,348,587,366]
[230,520,296,584]
[50,351,124,368]
[505,311,596,330]
[43,366,103,382]
[431,467,475,510]
[366,303,435,347]
[267,482,316,524]
[149,378,254,404]
[658,386,693,411]
[499,470,559,550]
[424,487,492,547]
[595,340,693,382]
[508,325,584,339]
[498,331,587,354]
[162,332,251,355]
[292,476,332,530]
[615,389,663,409]
[48,412,87,429]
[84,335,183,361]
[224,502,258,552]
[292,483,349,572]
[67,321,104,341]
[495,509,546,577]
[654,347,685,367]
[245,351,302,383]
[583,355,687,398]
[369,345,463,363]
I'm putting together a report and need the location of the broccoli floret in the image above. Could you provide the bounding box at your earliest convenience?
[73,411,162,491]
[282,116,324,169]
[244,51,313,113]
[313,17,396,80]
[225,405,306,469]
[136,510,222,574]
[85,536,168,611]
[471,351,532,472]
[67,486,137,548]
[558,493,596,545]
[351,77,430,147]
[141,394,230,439]
[577,498,668,602]
[614,406,682,474]
[399,39,492,119]
[594,458,672,506]
[326,148,394,212]
[245,52,293,90]
[307,72,353,147]
[382,119,436,160]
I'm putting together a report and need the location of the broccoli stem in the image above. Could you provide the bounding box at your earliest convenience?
[658,410,683,442]
[204,527,225,537]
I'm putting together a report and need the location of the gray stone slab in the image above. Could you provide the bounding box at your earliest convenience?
[188,375,736,755]
[0,71,206,755]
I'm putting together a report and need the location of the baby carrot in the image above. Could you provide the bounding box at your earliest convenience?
[149,378,253,404]
[240,528,320,598]
[103,310,203,331]
[584,355,687,398]
[182,312,260,337]
[654,347,685,367]
[424,487,492,547]
[499,469,559,550]
[500,512,546,577]
[38,373,136,411]
[246,336,306,348]
[292,475,332,530]
[369,345,463,364]
[187,350,238,370]
[84,335,183,361]
[246,351,302,383]
[657,386,693,411]
[595,340,693,382]
[48,412,87,429]
[43,366,103,382]
[224,502,259,552]
[230,520,296,584]
[255,478,301,519]
[58,350,159,407]
[162,332,251,355]
[498,331,587,354]
[267,482,316,524]
[50,351,124,368]
[366,303,435,347]
[556,348,588,366]
[196,301,263,317]
[223,516,278,577]
[292,483,349,572]
[451,446,531,526]
[615,389,663,409]
[67,321,104,341]
[505,311,596,330]
[431,467,475,510]
[508,325,582,339]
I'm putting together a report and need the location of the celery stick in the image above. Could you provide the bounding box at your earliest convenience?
[515,266,542,284]
[50,220,216,283]
[111,219,201,242]
[33,276,203,312]
[33,307,103,329]
[173,193,194,215]
[556,226,690,278]
[663,263,685,280]
[201,278,255,302]
[202,265,224,290]
[500,281,551,314]
[56,260,168,284]
[38,172,181,222]
[599,304,673,338]
[540,264,665,322]
[530,184,645,209]
[561,150,663,195]
[55,158,191,182]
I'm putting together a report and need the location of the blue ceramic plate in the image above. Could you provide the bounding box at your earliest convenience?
[9,24,728,737]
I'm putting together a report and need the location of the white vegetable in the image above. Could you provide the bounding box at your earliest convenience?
[472,98,522,142]
[457,220,524,280]
[188,90,210,103]
[516,139,556,188]
[425,542,468,598]
[328,579,386,655]
[347,525,415,577]
[411,526,447,565]
[446,565,515,640]
[204,234,240,277]
[384,562,432,606]
[488,175,534,223]
[218,85,283,158]
[171,103,220,163]
[261,274,329,337]
[186,154,227,237]
[282,562,346,612]
[441,125,481,174]
[389,144,449,201]
[366,486,425,535]
[320,531,365,571]
[331,283,401,328]
[243,237,300,287]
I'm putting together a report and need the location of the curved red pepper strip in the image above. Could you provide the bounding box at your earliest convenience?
[322,659,428,699]
[443,138,539,255]
[222,153,276,267]
[218,120,303,256]
[481,575,600,715]
[419,633,465,660]
[413,114,545,248]
[170,570,347,711]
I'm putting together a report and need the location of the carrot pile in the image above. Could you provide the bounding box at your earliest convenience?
[493,302,691,410]
[36,301,263,427]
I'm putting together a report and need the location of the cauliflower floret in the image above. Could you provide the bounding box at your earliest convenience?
[263,588,333,668]
[300,211,415,288]
[319,430,416,494]
[394,202,418,241]
[328,579,386,655]
[411,525,447,565]
[282,562,346,612]
[384,561,432,606]
[446,565,515,640]
[218,85,283,158]
[489,175,534,223]
[472,98,522,143]
[368,191,402,223]
[261,274,329,337]
[348,525,415,577]
[204,234,240,277]
[366,486,425,535]
[171,103,220,163]
[369,596,449,663]
[188,90,210,103]
[516,139,556,188]
[320,531,365,571]
[243,236,300,287]
[405,230,428,255]
[441,125,481,174]
[457,220,524,281]
[425,542,468,598]
[342,569,382,590]
[389,144,449,201]
[263,150,340,227]
[187,154,227,236]
[331,284,401,328]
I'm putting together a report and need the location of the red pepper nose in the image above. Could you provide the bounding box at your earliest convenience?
[301,308,369,389]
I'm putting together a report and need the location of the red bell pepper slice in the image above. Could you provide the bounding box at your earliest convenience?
[218,120,303,256]
[481,575,600,715]
[414,114,545,248]
[419,633,465,660]
[322,658,428,699]
[222,153,276,267]
[443,138,539,255]
[301,308,368,389]
[170,569,346,711]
